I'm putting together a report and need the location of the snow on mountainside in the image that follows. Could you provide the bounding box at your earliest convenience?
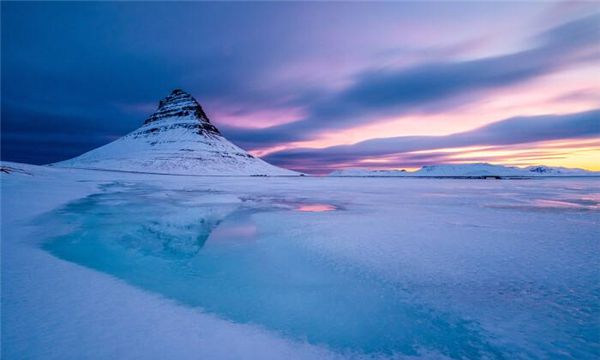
[524,165,597,176]
[330,163,599,177]
[53,89,297,176]
[416,163,525,177]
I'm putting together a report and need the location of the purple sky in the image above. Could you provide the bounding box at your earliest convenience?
[2,1,599,173]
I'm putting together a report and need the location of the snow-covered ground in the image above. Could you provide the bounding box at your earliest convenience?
[2,162,599,359]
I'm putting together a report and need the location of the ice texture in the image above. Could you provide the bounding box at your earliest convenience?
[2,162,599,359]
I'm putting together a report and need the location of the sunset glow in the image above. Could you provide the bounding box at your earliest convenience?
[2,2,599,173]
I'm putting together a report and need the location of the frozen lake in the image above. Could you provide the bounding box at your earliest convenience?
[2,165,599,359]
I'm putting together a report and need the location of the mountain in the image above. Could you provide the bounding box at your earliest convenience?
[53,89,297,176]
[415,163,524,177]
[524,165,597,176]
[330,163,599,177]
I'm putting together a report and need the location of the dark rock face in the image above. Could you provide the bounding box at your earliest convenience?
[131,122,223,139]
[143,89,221,135]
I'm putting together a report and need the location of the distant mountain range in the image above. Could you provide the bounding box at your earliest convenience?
[330,163,600,177]
[52,89,297,176]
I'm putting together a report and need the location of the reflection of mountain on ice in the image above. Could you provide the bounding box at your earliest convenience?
[53,89,296,176]
[43,184,242,259]
[330,163,599,177]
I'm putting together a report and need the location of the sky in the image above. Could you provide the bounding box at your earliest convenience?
[2,1,599,174]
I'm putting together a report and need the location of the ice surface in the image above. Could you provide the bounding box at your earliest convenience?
[40,186,499,357]
[2,163,599,359]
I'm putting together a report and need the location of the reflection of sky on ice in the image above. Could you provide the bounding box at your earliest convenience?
[295,204,337,212]
[38,178,600,358]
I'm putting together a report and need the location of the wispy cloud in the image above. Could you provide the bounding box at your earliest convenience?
[264,109,600,173]
[223,14,600,149]
[2,2,598,170]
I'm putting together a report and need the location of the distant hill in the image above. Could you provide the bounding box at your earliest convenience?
[330,163,599,177]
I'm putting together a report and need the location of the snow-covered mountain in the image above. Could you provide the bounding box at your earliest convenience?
[415,163,525,177]
[53,89,297,176]
[330,163,599,177]
[524,165,597,176]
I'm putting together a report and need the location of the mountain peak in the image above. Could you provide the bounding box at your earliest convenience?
[144,89,217,135]
[51,88,296,176]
